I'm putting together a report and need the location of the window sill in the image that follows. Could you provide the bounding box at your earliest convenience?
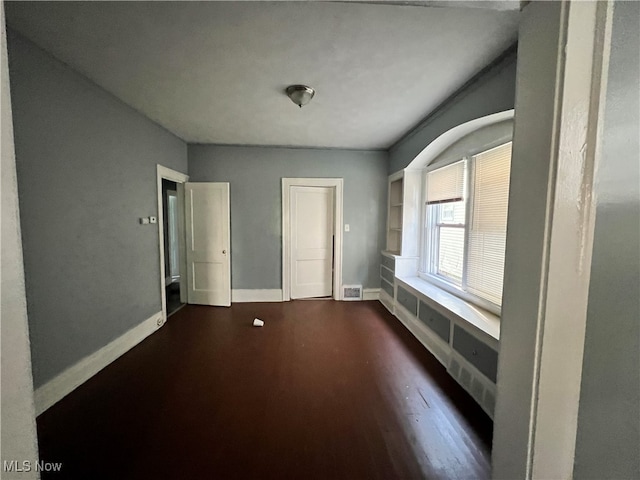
[395,275,500,342]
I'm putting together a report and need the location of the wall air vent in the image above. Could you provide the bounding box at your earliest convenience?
[342,285,363,301]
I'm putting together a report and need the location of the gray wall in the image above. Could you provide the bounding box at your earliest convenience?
[188,145,388,290]
[1,9,39,477]
[389,51,516,174]
[573,1,640,477]
[8,31,188,388]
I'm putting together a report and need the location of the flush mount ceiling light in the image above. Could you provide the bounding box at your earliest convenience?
[286,85,315,108]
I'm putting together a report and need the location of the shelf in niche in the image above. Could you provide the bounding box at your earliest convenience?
[389,178,403,207]
[386,169,421,258]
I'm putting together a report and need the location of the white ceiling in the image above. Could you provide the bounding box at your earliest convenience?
[6,1,519,149]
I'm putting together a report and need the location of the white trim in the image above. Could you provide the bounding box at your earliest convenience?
[492,2,613,478]
[417,271,501,317]
[177,182,187,305]
[388,170,404,183]
[362,288,380,301]
[379,289,395,314]
[393,255,419,278]
[282,178,344,301]
[157,165,189,322]
[396,275,500,347]
[34,311,163,416]
[157,165,189,183]
[530,2,611,477]
[406,109,514,171]
[231,289,283,303]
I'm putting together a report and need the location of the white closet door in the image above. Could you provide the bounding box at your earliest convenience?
[290,186,334,299]
[185,182,230,306]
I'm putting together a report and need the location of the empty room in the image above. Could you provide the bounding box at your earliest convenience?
[1,1,638,479]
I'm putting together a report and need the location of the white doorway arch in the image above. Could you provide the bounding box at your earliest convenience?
[407,109,514,170]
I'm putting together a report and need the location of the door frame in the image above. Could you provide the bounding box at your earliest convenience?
[282,178,344,301]
[491,2,614,478]
[157,165,189,323]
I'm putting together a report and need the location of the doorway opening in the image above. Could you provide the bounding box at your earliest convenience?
[282,178,343,301]
[157,165,189,322]
[162,179,183,316]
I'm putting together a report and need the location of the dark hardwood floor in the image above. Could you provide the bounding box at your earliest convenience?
[36,301,493,479]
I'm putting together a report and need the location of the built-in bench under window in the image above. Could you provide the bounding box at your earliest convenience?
[396,275,500,344]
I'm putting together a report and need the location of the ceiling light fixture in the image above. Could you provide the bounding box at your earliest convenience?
[286,85,315,108]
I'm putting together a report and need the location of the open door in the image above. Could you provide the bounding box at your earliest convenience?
[185,182,231,306]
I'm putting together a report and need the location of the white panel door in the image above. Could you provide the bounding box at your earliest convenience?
[291,186,334,299]
[185,182,231,306]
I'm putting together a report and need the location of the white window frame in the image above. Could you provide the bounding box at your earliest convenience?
[424,184,467,285]
[419,142,512,316]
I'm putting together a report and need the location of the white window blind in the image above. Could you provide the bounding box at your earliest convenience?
[466,143,512,305]
[426,160,465,204]
[438,226,465,282]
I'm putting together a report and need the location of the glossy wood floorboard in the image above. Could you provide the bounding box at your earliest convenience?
[37,301,493,479]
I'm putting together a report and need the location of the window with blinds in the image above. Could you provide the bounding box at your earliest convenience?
[423,142,512,311]
[426,160,465,205]
[467,144,511,305]
[425,160,467,285]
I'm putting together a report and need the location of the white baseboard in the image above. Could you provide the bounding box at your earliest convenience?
[362,288,380,301]
[231,289,283,303]
[379,289,395,314]
[34,311,163,416]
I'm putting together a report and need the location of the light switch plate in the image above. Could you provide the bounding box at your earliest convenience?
[140,218,150,225]
[344,224,350,232]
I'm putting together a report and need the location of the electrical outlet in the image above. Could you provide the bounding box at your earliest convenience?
[149,216,157,224]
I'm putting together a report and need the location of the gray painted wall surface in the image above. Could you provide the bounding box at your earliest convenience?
[573,1,640,477]
[1,10,39,477]
[388,53,516,174]
[188,145,388,290]
[8,31,188,388]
